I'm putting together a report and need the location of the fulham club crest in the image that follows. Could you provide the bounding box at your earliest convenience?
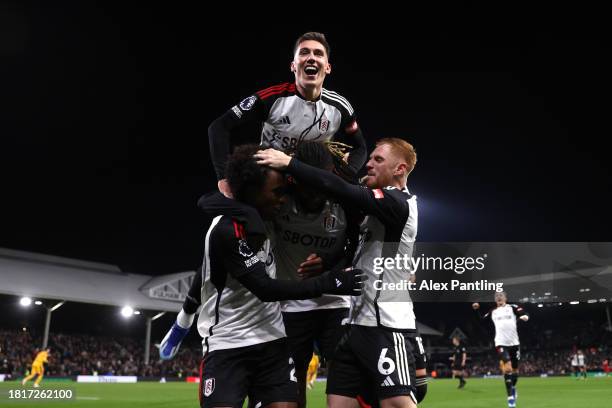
[203,378,215,397]
[323,213,337,231]
[319,113,329,133]
[238,240,254,258]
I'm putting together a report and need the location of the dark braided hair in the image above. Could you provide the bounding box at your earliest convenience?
[294,141,334,170]
[225,144,269,203]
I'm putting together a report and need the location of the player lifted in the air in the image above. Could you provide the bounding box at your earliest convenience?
[209,32,367,196]
[473,292,529,408]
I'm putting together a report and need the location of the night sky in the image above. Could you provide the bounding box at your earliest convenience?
[2,3,611,277]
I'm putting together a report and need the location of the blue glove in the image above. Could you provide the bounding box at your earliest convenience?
[159,322,189,360]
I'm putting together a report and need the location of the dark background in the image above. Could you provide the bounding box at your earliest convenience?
[1,3,611,335]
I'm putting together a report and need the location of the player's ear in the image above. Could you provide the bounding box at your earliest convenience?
[290,61,297,73]
[325,62,332,75]
[395,162,408,176]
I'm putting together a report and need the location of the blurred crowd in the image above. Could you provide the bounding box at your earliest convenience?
[1,313,611,379]
[0,329,201,379]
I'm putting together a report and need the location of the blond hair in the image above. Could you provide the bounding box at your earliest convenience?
[377,138,417,176]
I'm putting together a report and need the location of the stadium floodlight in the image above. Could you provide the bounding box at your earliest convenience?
[20,297,32,307]
[570,301,580,305]
[121,306,134,318]
[587,299,597,304]
[34,301,42,305]
[134,311,141,315]
[537,304,543,308]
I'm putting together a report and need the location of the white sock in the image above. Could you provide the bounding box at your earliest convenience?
[176,310,195,329]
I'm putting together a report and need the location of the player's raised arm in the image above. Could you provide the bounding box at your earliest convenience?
[208,94,268,183]
[472,302,492,321]
[256,139,417,225]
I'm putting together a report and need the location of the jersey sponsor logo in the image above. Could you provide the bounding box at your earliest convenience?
[239,95,257,111]
[282,230,337,249]
[373,189,384,199]
[203,378,215,397]
[345,119,359,135]
[238,239,254,258]
[244,255,260,268]
[279,136,299,150]
[231,105,243,118]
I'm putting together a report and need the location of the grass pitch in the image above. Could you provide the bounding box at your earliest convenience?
[1,376,610,407]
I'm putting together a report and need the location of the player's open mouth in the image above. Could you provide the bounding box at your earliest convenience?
[304,65,318,76]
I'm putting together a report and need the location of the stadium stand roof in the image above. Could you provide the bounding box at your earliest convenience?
[0,247,188,312]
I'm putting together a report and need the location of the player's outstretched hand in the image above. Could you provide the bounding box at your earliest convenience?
[472,303,480,310]
[159,322,189,360]
[297,253,324,279]
[323,267,367,296]
[254,148,292,169]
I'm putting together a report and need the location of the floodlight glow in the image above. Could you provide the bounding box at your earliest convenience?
[121,306,134,318]
[537,304,543,308]
[20,297,32,307]
[587,299,597,304]
[34,301,42,305]
[569,301,579,305]
[134,311,141,315]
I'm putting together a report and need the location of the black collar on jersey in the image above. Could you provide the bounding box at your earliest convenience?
[197,192,266,236]
[293,84,321,102]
